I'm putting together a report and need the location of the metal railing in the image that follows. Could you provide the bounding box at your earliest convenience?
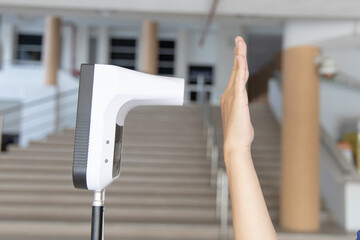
[217,168,229,240]
[321,126,357,176]
[202,103,229,240]
[0,88,78,149]
[203,103,219,186]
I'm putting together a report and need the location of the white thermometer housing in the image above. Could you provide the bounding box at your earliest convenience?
[73,64,184,190]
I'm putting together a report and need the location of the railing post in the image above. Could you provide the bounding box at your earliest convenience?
[0,113,3,152]
[211,145,219,186]
[202,103,220,187]
[206,126,214,160]
[54,86,60,134]
[220,170,229,240]
[216,170,222,219]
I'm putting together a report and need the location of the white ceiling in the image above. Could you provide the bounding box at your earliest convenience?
[0,0,360,21]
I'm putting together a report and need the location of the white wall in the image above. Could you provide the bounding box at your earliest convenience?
[345,183,360,230]
[322,47,360,84]
[283,20,359,49]
[320,81,360,140]
[269,79,360,141]
[187,29,216,65]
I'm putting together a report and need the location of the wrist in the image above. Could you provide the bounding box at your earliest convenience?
[223,142,251,155]
[223,144,252,164]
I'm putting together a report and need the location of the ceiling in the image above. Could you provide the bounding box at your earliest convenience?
[0,0,360,21]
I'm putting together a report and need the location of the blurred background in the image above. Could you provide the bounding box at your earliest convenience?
[0,0,359,239]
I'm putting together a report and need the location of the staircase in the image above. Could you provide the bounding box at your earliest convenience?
[0,103,351,240]
[0,105,220,240]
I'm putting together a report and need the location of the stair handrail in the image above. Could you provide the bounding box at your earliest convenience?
[202,102,219,186]
[0,88,78,149]
[332,72,360,91]
[0,88,78,115]
[203,104,229,239]
[321,126,357,176]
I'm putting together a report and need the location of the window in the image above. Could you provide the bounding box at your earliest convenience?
[16,34,42,63]
[110,38,136,70]
[187,66,214,102]
[158,40,175,76]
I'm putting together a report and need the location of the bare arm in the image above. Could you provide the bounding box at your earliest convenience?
[220,37,278,240]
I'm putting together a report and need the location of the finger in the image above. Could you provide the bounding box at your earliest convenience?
[243,54,249,84]
[237,37,247,59]
[237,38,250,84]
[233,37,240,68]
[225,37,240,92]
[234,55,247,90]
[232,37,246,86]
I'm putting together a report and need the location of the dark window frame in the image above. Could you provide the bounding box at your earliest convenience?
[109,37,136,70]
[15,33,43,64]
[158,39,176,76]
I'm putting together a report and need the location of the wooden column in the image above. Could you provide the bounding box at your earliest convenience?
[140,21,158,74]
[44,17,61,85]
[280,45,320,232]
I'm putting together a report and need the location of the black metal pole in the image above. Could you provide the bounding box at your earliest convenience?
[91,190,105,240]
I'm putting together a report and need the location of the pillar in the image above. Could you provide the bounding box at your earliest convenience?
[280,22,320,232]
[1,20,15,68]
[76,25,90,67]
[140,21,158,74]
[44,17,61,85]
[175,28,187,79]
[96,26,109,64]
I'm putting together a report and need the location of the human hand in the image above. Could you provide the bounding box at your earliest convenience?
[220,37,254,155]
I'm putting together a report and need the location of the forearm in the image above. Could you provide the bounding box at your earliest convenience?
[224,148,278,240]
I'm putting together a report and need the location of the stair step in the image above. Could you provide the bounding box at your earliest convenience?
[45,137,207,147]
[0,155,211,168]
[0,164,211,176]
[0,222,220,239]
[12,145,206,155]
[0,192,216,208]
[0,205,217,224]
[47,134,206,142]
[58,128,206,136]
[4,150,206,159]
[0,183,280,201]
[0,173,212,186]
[0,182,216,196]
[29,140,206,149]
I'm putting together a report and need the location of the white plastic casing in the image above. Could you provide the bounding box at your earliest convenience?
[86,64,184,190]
